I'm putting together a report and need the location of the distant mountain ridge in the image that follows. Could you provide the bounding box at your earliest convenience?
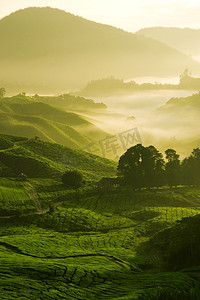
[136,27,200,58]
[0,7,199,93]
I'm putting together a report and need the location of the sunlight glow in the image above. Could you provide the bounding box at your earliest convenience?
[0,0,200,32]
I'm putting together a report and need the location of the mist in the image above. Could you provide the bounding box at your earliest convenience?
[78,86,198,158]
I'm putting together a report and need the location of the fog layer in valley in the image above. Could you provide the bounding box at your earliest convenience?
[80,78,198,158]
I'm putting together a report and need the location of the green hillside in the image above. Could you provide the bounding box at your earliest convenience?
[0,134,116,180]
[0,133,200,298]
[0,7,199,93]
[0,95,109,149]
[152,213,200,270]
[136,27,200,57]
[0,178,34,215]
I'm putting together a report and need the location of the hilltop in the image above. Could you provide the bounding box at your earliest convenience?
[0,7,199,93]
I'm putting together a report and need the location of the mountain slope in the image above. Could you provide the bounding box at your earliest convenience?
[0,95,109,149]
[0,134,116,180]
[0,7,199,93]
[136,27,200,58]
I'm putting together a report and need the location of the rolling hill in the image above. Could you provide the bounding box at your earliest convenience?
[136,27,200,58]
[0,94,110,149]
[1,135,200,298]
[0,7,199,93]
[0,134,116,180]
[0,175,200,298]
[158,91,200,114]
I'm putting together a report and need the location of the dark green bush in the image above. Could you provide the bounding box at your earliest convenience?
[62,169,83,189]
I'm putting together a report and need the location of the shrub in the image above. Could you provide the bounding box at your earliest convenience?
[62,169,83,189]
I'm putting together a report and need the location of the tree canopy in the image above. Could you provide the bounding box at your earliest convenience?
[62,169,83,189]
[118,144,200,189]
[118,144,165,189]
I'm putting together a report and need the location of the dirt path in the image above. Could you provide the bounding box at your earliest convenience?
[0,144,20,153]
[0,181,63,218]
[23,182,42,212]
[23,183,63,214]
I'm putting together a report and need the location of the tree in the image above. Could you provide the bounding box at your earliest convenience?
[165,149,180,187]
[0,88,6,98]
[182,148,200,186]
[118,144,164,189]
[62,169,83,189]
[147,145,165,188]
[118,144,145,190]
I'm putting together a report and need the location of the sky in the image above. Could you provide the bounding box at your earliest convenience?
[0,0,200,32]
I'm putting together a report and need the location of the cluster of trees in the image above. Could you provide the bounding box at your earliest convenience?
[118,144,200,189]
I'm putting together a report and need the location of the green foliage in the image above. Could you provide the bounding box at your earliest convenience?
[0,134,27,143]
[0,136,13,150]
[118,144,165,189]
[0,178,35,215]
[139,285,200,300]
[0,182,200,298]
[118,144,200,189]
[62,169,83,189]
[165,149,180,187]
[0,137,116,180]
[182,148,200,185]
[152,214,200,270]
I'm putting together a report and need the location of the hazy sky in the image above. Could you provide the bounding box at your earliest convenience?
[0,0,200,32]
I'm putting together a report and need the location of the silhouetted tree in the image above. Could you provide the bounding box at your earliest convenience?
[147,145,165,188]
[165,149,180,187]
[118,144,164,189]
[182,148,200,186]
[118,144,145,190]
[62,169,83,189]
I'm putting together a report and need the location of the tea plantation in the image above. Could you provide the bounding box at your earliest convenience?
[1,178,200,299]
[0,134,200,299]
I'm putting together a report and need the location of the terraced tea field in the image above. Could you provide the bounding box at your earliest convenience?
[0,178,35,215]
[1,180,200,299]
